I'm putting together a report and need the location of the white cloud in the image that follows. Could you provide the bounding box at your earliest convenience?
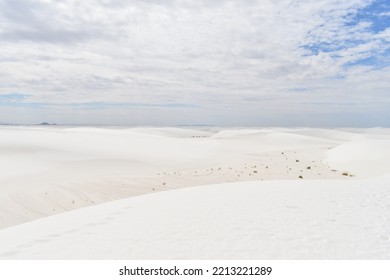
[0,0,389,125]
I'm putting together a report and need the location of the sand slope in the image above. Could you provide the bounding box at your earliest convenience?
[325,140,390,177]
[0,178,389,259]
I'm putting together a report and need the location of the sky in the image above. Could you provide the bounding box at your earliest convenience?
[0,0,389,126]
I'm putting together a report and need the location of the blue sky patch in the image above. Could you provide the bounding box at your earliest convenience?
[348,0,390,33]
[302,0,390,70]
[0,93,30,101]
[343,47,390,69]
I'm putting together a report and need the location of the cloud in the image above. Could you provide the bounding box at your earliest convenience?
[0,0,389,126]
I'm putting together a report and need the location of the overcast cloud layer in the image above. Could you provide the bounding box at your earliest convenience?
[0,0,389,126]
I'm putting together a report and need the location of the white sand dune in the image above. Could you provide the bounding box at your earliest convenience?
[0,126,390,259]
[0,178,389,259]
[325,140,390,177]
[0,126,349,229]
